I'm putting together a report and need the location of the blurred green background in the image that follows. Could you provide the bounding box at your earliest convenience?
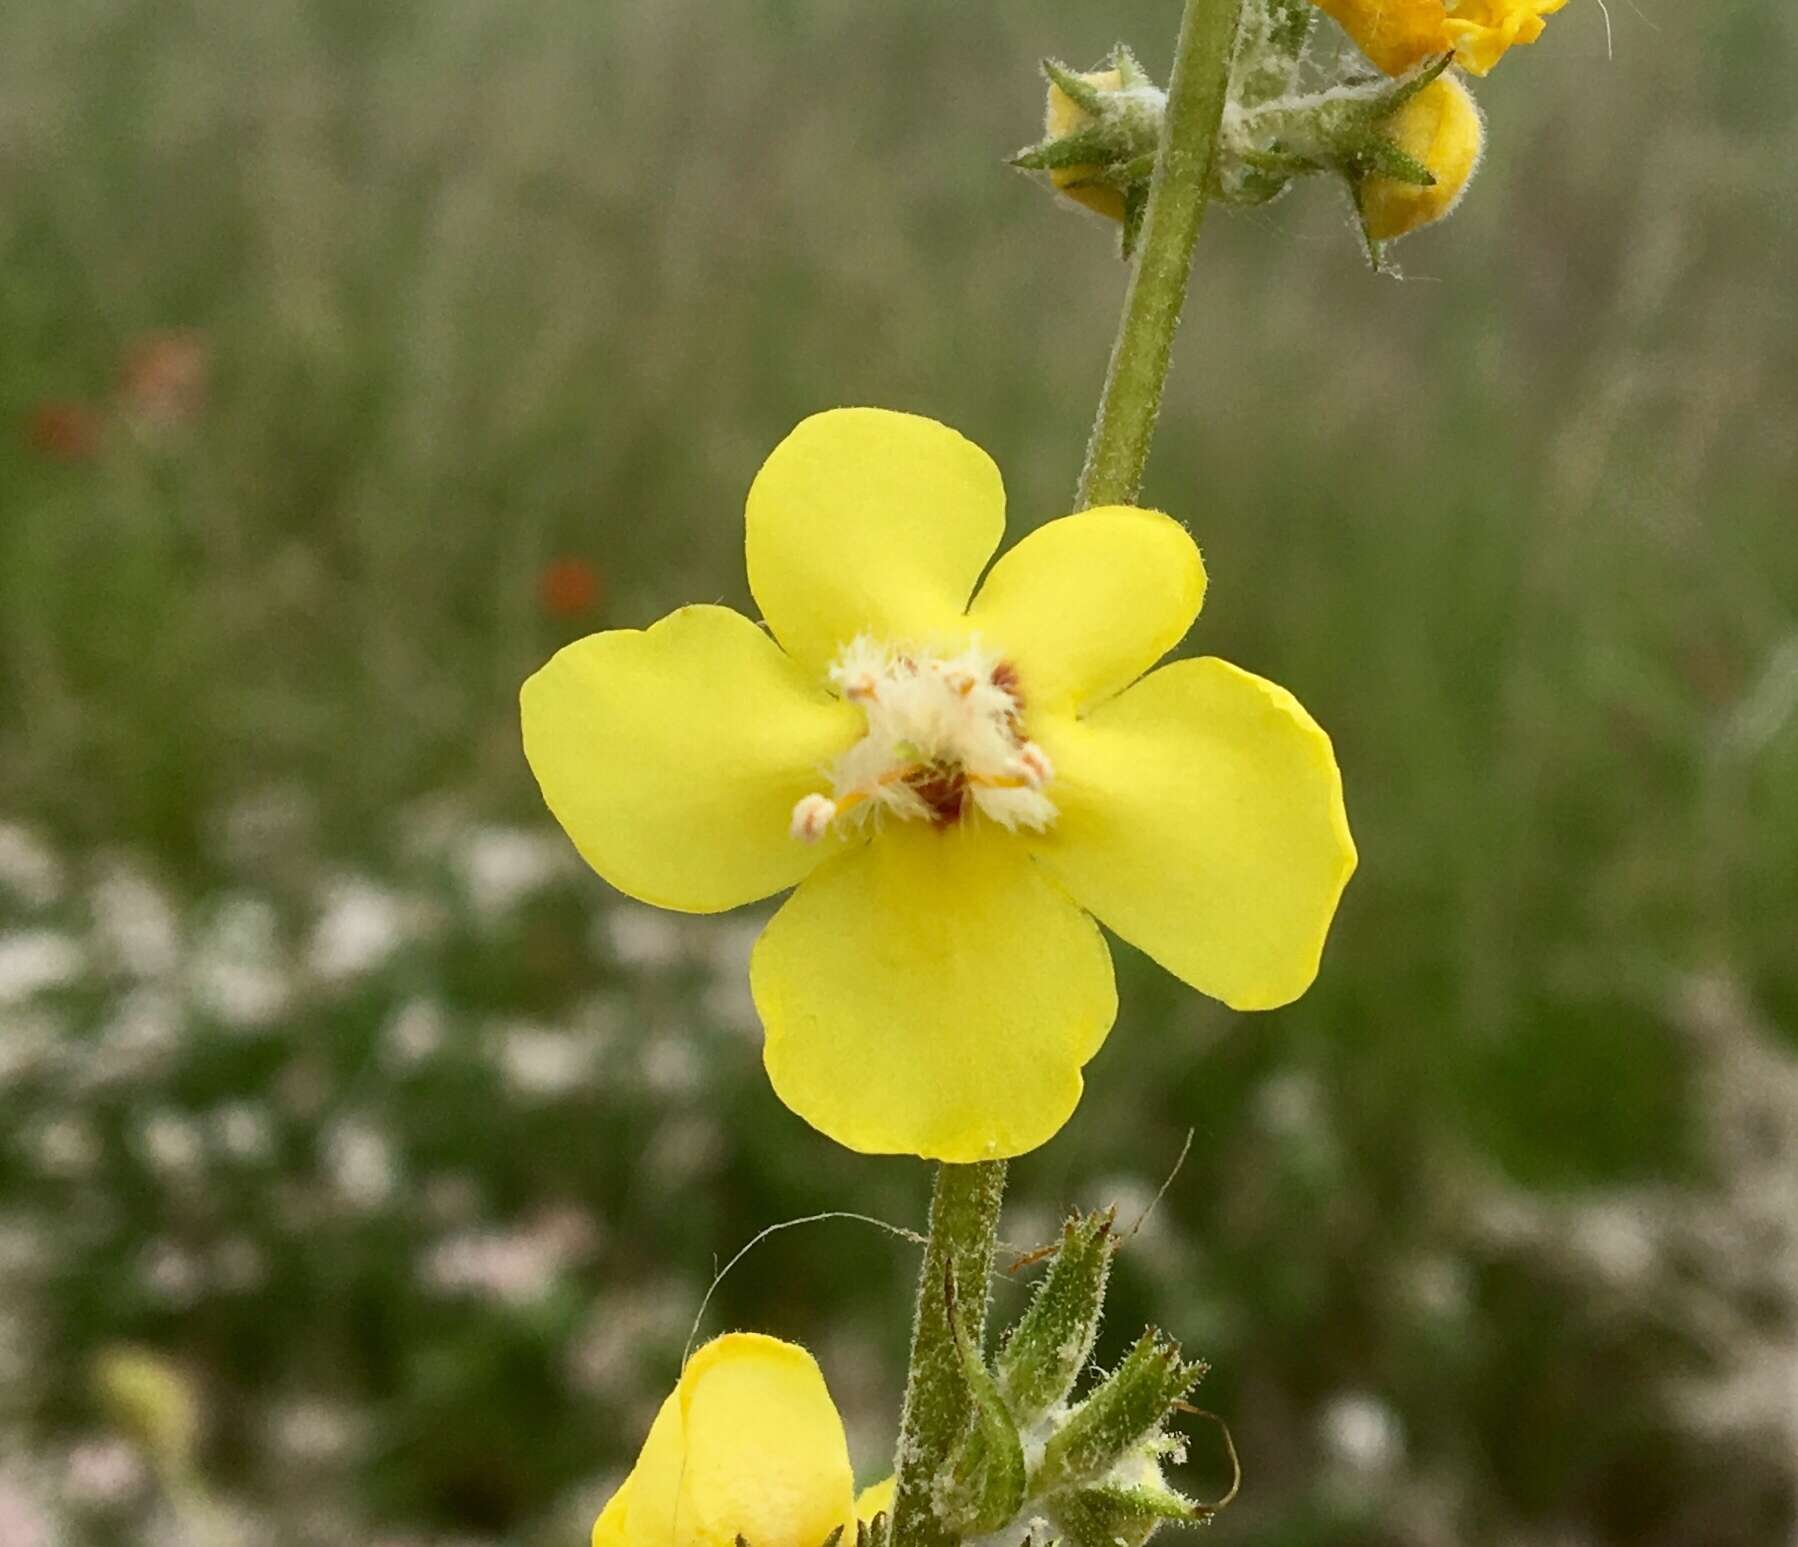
[2,1,1796,1543]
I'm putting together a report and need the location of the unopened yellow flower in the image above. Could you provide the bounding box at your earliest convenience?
[522,409,1355,1161]
[594,1334,861,1547]
[1045,68,1129,222]
[1312,0,1567,77]
[1360,75,1485,242]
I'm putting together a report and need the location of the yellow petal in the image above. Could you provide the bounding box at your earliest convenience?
[855,1477,896,1525]
[522,605,860,913]
[599,1334,856,1547]
[752,822,1117,1161]
[593,1480,634,1547]
[601,1389,684,1547]
[1310,0,1449,75]
[1029,658,1355,1012]
[966,507,1206,713]
[745,409,1005,675]
[677,1334,855,1547]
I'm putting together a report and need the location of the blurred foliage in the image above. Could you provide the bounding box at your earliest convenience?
[1,0,1796,1544]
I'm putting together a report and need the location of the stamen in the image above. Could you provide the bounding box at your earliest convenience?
[793,638,1058,839]
[790,793,837,842]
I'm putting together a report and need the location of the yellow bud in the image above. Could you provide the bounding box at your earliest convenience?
[1358,75,1485,243]
[1045,69,1129,223]
[93,1345,201,1477]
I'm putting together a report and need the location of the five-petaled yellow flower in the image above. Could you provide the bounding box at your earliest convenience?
[595,1333,889,1547]
[522,409,1355,1162]
[1312,0,1567,77]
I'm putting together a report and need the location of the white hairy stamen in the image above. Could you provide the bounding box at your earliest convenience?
[789,636,1058,841]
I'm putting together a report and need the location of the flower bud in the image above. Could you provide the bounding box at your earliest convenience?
[1014,50,1165,252]
[1044,68,1131,222]
[1357,74,1484,243]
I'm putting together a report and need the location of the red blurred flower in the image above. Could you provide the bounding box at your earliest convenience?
[538,557,603,619]
[23,401,101,463]
[118,329,210,429]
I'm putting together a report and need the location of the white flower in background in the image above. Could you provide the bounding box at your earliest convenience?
[640,1034,703,1097]
[0,823,63,909]
[383,998,448,1069]
[64,1437,147,1508]
[81,987,182,1090]
[0,1012,58,1091]
[645,1114,725,1184]
[0,930,84,1005]
[566,1279,695,1395]
[0,1469,52,1547]
[457,825,573,920]
[601,904,684,970]
[422,1210,595,1308]
[308,876,418,982]
[494,1021,594,1100]
[268,1398,364,1465]
[210,1102,275,1164]
[29,1116,102,1179]
[90,860,181,979]
[1320,1391,1405,1473]
[188,895,290,1029]
[136,1110,205,1179]
[139,1239,205,1306]
[324,1119,398,1210]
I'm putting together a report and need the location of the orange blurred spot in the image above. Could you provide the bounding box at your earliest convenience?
[23,401,102,462]
[118,329,210,428]
[538,556,603,619]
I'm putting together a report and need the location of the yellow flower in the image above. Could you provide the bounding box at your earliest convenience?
[1359,75,1485,242]
[1312,0,1567,77]
[594,1334,860,1547]
[522,409,1355,1161]
[1045,68,1129,222]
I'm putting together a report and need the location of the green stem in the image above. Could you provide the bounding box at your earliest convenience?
[888,1161,1008,1547]
[1077,0,1246,510]
[885,8,1243,1543]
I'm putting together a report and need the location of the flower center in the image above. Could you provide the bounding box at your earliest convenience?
[789,636,1057,841]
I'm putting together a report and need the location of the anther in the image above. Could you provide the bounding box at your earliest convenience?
[790,793,837,842]
[1012,742,1053,787]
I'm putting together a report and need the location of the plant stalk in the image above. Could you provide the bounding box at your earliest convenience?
[887,6,1243,1542]
[1077,0,1246,510]
[888,1161,1008,1547]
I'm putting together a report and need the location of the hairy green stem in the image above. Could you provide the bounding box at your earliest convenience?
[1077,0,1246,510]
[888,1161,1008,1547]
[886,7,1243,1543]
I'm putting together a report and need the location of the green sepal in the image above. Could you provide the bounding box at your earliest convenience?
[997,1210,1119,1428]
[939,1266,1028,1537]
[818,1527,845,1547]
[1113,42,1151,90]
[1051,1482,1215,1547]
[855,1511,887,1547]
[1357,139,1436,186]
[1012,128,1119,173]
[1042,57,1107,114]
[1032,1332,1205,1498]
